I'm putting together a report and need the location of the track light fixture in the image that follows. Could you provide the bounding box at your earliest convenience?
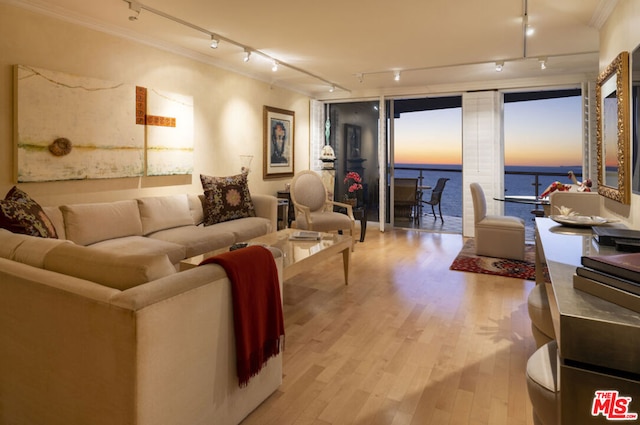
[329,85,335,93]
[393,71,401,81]
[121,0,349,93]
[356,73,364,83]
[272,61,279,72]
[539,57,547,70]
[495,61,504,72]
[128,1,141,21]
[210,35,219,49]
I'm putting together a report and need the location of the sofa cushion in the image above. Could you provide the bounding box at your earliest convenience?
[89,236,186,265]
[61,200,143,246]
[147,226,236,258]
[206,217,272,242]
[187,194,205,225]
[11,234,72,268]
[44,243,176,291]
[0,186,58,238]
[0,229,67,267]
[137,195,194,235]
[0,228,27,259]
[200,173,255,226]
[42,206,66,240]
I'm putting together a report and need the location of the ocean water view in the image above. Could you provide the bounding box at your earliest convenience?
[395,163,584,228]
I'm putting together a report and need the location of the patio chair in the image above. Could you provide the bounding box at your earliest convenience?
[394,178,420,222]
[289,170,356,243]
[470,182,525,260]
[422,177,449,221]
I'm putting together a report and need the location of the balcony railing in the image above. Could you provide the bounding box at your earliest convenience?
[391,165,584,239]
[394,165,582,198]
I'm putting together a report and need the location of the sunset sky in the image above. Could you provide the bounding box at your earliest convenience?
[394,96,582,167]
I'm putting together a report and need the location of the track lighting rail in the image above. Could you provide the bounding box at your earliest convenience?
[123,0,348,93]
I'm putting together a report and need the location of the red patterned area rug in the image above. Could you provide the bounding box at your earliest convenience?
[450,239,536,280]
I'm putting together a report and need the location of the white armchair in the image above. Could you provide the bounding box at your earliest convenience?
[470,182,525,260]
[289,170,356,241]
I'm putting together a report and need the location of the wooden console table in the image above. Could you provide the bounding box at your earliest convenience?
[535,218,640,424]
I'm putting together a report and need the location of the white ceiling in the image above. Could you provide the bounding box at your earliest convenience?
[9,0,614,99]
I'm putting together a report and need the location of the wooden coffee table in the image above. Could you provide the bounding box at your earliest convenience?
[179,229,353,284]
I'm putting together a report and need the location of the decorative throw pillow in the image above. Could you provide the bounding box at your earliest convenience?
[0,186,58,238]
[200,173,256,226]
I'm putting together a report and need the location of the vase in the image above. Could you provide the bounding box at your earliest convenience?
[344,198,357,207]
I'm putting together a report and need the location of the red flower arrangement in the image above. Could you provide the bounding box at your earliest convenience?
[344,171,363,197]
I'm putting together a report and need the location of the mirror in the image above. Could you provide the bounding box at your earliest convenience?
[632,45,640,194]
[596,51,630,204]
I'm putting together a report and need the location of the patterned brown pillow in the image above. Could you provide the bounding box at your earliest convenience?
[200,173,256,226]
[0,186,58,238]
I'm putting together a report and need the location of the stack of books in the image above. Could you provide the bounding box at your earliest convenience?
[289,231,322,241]
[592,227,640,251]
[574,253,640,313]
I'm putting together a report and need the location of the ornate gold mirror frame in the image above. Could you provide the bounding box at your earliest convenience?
[596,51,630,204]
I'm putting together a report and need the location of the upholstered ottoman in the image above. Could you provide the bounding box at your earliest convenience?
[527,283,555,347]
[526,340,559,425]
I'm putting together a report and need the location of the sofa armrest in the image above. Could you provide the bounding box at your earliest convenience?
[252,194,277,233]
[110,248,283,310]
[0,249,284,425]
[109,249,284,425]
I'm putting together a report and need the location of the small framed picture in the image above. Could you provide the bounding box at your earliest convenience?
[263,106,295,179]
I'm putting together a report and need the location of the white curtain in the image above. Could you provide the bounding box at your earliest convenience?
[462,91,505,237]
[309,99,324,172]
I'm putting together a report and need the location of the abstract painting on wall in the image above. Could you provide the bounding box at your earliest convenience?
[138,86,194,176]
[15,65,193,182]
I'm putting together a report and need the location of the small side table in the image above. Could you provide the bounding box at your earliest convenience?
[277,198,289,230]
[277,190,294,228]
[352,206,367,242]
[336,205,367,242]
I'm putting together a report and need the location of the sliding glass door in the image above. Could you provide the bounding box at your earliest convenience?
[322,88,584,238]
[390,97,462,230]
[326,101,382,223]
[326,97,462,231]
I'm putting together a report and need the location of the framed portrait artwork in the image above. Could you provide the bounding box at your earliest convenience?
[344,123,362,172]
[345,124,362,161]
[263,106,295,179]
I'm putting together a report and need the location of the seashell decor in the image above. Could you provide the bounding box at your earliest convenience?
[554,205,578,216]
[48,138,72,156]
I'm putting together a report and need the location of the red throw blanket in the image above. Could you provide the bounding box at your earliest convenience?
[199,245,284,387]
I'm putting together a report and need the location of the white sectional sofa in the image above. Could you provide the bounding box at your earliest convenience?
[44,193,277,270]
[0,192,282,425]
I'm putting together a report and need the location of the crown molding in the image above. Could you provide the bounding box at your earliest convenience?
[589,0,619,29]
[0,0,315,97]
[321,72,597,102]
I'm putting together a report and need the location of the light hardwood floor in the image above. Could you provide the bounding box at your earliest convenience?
[243,228,537,425]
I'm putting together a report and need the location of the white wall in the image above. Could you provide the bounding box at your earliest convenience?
[3,0,640,230]
[0,3,310,206]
